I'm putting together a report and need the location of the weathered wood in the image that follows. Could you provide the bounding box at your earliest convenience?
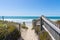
[33,15,60,40]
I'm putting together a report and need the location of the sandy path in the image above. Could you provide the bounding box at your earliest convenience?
[21,22,38,40]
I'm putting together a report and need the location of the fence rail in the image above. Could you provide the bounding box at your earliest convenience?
[34,16,60,40]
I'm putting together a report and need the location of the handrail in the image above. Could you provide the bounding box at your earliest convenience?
[41,16,60,35]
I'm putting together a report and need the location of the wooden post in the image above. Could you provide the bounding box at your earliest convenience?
[40,17,44,31]
[40,17,42,31]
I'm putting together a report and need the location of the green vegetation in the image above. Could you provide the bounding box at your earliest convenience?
[21,22,28,29]
[35,26,41,34]
[39,30,51,40]
[32,19,52,40]
[32,19,36,30]
[0,20,20,40]
[33,26,52,40]
[56,20,60,24]
[32,27,34,30]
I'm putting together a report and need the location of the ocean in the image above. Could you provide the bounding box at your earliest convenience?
[0,16,60,23]
[0,16,60,19]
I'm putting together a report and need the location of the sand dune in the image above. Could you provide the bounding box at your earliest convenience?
[21,22,38,40]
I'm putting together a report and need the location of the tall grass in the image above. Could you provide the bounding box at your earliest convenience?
[0,20,21,40]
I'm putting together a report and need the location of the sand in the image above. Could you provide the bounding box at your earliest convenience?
[20,22,38,40]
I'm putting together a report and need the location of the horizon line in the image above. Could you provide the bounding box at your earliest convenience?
[0,16,60,19]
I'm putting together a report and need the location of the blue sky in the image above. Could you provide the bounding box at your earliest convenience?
[0,0,60,16]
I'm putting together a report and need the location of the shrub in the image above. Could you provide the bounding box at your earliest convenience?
[21,22,28,29]
[0,21,21,40]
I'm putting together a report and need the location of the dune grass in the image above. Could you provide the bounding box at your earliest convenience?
[32,25,51,40]
[21,25,28,29]
[0,20,20,40]
[21,22,28,29]
[39,30,51,40]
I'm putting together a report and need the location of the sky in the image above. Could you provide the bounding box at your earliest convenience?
[0,0,60,16]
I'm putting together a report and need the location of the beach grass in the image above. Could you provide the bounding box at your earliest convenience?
[0,20,20,40]
[21,22,28,29]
